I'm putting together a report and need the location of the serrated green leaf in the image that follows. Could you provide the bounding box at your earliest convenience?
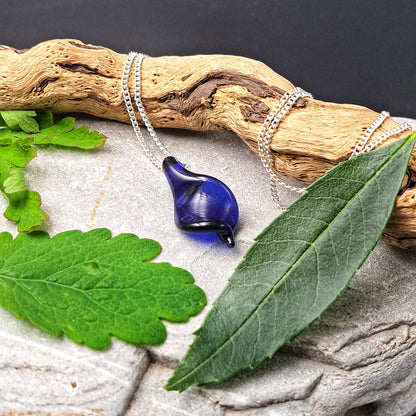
[0,229,206,349]
[0,136,34,147]
[3,167,26,193]
[0,144,48,231]
[0,143,36,175]
[35,110,54,129]
[166,134,416,392]
[4,190,49,232]
[0,116,106,149]
[0,143,37,195]
[0,110,39,133]
[0,110,107,232]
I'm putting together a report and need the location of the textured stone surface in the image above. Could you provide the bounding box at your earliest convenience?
[0,116,415,415]
[0,117,276,415]
[0,307,150,415]
[126,363,224,416]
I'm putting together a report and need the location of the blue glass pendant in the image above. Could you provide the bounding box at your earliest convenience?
[162,157,239,247]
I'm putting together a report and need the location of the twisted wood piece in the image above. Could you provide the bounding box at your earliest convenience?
[0,39,415,247]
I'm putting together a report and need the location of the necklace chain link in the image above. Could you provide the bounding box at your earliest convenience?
[350,111,412,158]
[121,52,172,170]
[257,87,313,209]
[258,87,413,210]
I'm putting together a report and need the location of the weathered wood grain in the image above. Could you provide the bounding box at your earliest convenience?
[0,39,414,247]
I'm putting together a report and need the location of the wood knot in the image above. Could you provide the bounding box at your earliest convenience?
[239,96,270,122]
[158,70,286,117]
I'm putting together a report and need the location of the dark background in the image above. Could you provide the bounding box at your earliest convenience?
[2,0,415,118]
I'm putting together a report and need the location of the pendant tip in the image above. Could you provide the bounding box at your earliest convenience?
[225,236,235,248]
[216,231,235,248]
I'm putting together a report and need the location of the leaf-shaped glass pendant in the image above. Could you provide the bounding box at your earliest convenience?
[162,157,239,247]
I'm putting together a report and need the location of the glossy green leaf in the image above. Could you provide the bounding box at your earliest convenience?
[0,229,206,349]
[166,133,416,392]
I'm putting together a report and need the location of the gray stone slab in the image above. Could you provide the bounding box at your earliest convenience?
[0,116,278,414]
[0,307,150,415]
[0,116,415,415]
[201,353,326,410]
[126,363,224,416]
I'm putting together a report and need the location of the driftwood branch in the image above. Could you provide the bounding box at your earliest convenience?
[0,39,415,247]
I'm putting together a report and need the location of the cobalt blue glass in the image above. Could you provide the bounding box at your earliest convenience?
[162,156,239,247]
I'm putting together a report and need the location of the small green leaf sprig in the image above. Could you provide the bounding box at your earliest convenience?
[0,110,106,231]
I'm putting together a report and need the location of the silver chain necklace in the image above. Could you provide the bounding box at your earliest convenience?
[122,52,413,235]
[121,52,239,247]
[257,87,413,209]
[121,52,172,169]
[257,87,313,206]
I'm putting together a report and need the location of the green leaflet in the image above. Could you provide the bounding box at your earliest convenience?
[4,166,27,194]
[0,110,107,232]
[0,112,106,149]
[0,142,36,175]
[4,190,49,232]
[0,143,48,232]
[166,133,416,392]
[0,110,39,133]
[0,229,206,349]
